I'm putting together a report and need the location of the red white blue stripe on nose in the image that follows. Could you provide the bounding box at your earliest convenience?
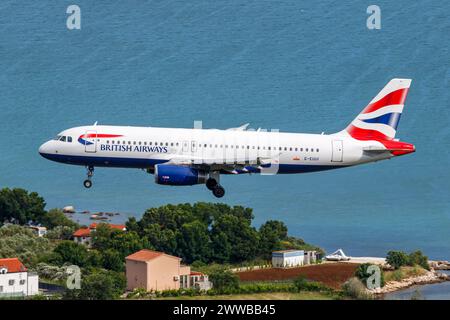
[78,134,123,145]
[346,79,411,141]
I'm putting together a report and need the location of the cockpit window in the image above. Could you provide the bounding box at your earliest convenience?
[67,136,72,143]
[60,136,67,142]
[53,135,62,141]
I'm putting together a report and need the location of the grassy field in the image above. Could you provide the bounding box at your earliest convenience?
[156,291,338,300]
[384,265,427,282]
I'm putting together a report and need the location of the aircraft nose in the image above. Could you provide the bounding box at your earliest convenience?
[38,141,52,157]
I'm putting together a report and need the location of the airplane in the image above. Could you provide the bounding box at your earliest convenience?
[39,78,415,198]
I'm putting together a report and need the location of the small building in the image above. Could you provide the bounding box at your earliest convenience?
[189,271,211,291]
[73,228,92,246]
[0,258,39,297]
[126,249,212,292]
[304,251,319,264]
[28,226,47,237]
[272,250,305,268]
[73,223,126,246]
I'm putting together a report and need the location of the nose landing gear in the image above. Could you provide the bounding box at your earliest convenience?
[83,166,94,188]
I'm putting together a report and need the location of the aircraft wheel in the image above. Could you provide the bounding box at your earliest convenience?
[212,185,225,198]
[206,178,218,190]
[83,179,92,189]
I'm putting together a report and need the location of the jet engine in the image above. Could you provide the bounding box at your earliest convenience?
[154,164,208,186]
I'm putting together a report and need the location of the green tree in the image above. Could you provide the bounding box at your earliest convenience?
[91,223,151,263]
[177,220,211,263]
[408,250,429,270]
[101,249,124,272]
[211,214,259,263]
[0,224,53,265]
[0,188,46,224]
[51,241,90,267]
[208,268,239,291]
[39,208,78,229]
[355,263,385,288]
[258,220,288,256]
[386,251,409,269]
[64,270,126,300]
[45,225,76,240]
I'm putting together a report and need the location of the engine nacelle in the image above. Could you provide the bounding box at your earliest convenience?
[154,164,208,186]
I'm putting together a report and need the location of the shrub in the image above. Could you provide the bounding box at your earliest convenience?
[342,277,373,300]
[39,208,79,229]
[45,225,76,240]
[0,224,53,265]
[355,263,385,288]
[208,268,239,292]
[386,251,409,269]
[49,241,93,268]
[63,269,126,300]
[408,250,429,270]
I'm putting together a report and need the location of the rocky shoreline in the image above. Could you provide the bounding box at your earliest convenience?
[371,269,449,294]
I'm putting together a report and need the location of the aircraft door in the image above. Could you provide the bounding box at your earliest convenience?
[84,130,97,153]
[331,140,343,162]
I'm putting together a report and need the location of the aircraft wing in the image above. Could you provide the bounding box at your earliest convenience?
[162,154,279,173]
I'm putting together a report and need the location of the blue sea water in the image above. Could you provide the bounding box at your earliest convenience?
[1,1,449,260]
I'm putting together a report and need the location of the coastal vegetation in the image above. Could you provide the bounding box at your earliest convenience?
[0,187,324,300]
[0,187,438,300]
[125,203,323,264]
[386,250,429,270]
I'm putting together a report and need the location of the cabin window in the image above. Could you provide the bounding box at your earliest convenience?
[289,147,292,151]
[295,147,298,151]
[284,147,287,151]
[138,141,142,145]
[316,148,319,152]
[204,144,207,148]
[300,148,303,152]
[306,148,309,152]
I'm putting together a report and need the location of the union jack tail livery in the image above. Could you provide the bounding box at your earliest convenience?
[343,78,411,141]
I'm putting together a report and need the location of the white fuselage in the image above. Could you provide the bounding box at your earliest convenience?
[39,125,392,174]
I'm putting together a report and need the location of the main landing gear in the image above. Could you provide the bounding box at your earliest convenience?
[83,166,94,188]
[206,178,225,198]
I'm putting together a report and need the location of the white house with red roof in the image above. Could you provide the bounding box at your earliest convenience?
[73,222,126,246]
[0,258,39,297]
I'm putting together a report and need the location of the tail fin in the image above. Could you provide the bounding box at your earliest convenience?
[342,78,411,141]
